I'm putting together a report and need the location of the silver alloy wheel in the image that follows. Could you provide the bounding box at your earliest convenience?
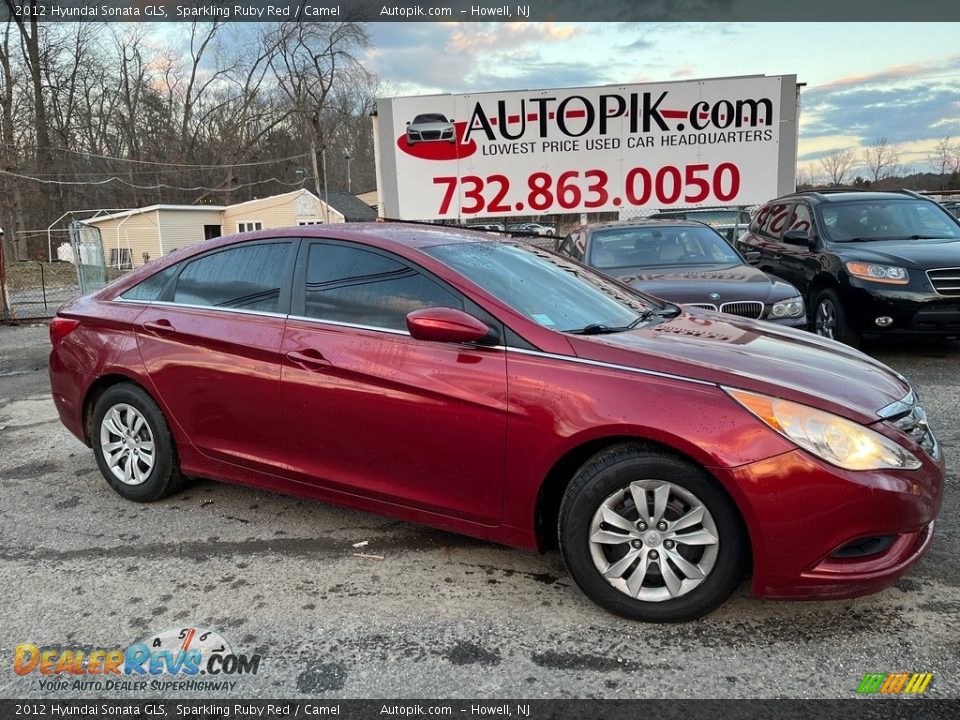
[588,479,719,602]
[815,298,836,339]
[99,403,156,486]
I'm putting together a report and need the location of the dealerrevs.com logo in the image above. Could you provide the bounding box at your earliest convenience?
[13,626,261,692]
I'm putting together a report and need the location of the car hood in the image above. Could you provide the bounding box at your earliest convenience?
[567,309,910,424]
[833,237,960,268]
[611,263,797,304]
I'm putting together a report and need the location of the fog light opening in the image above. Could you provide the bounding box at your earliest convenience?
[875,316,894,328]
[830,535,896,559]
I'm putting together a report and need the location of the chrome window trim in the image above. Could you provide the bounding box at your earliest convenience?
[114,297,287,320]
[287,314,411,337]
[505,347,715,387]
[116,297,508,348]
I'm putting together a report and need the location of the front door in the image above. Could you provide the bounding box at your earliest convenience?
[280,240,508,524]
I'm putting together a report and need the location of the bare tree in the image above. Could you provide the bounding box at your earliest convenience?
[267,20,371,198]
[861,137,902,183]
[927,136,960,188]
[819,147,856,186]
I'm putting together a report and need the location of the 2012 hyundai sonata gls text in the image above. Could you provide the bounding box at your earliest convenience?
[49,224,944,621]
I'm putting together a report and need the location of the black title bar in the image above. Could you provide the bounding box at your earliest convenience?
[2,0,960,22]
[1,700,959,719]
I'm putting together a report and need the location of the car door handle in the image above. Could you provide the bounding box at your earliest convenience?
[773,253,782,262]
[286,349,333,371]
[141,319,176,336]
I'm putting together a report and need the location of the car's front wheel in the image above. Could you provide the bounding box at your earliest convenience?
[812,287,860,347]
[558,444,747,622]
[91,383,184,502]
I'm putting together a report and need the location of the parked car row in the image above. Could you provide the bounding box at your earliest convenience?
[556,190,960,348]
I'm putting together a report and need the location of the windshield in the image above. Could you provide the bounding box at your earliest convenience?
[413,114,448,123]
[820,200,960,241]
[588,225,743,269]
[425,242,655,332]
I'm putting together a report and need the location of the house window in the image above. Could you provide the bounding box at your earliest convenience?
[298,220,323,225]
[109,248,133,269]
[237,221,263,233]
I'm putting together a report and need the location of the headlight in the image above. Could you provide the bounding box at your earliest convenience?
[769,296,805,318]
[846,262,908,284]
[725,388,921,471]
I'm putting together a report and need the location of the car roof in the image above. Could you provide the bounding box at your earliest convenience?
[580,218,711,232]
[779,190,930,204]
[170,222,495,261]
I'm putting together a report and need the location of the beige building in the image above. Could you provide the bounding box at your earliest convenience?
[84,189,377,268]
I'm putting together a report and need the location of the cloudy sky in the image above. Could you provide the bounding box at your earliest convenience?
[363,22,960,178]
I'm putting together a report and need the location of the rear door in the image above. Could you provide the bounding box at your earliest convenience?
[134,240,296,473]
[279,240,508,524]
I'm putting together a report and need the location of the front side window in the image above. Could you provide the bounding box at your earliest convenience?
[172,242,291,312]
[426,242,653,333]
[303,243,462,331]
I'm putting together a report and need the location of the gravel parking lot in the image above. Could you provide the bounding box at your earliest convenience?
[0,322,957,699]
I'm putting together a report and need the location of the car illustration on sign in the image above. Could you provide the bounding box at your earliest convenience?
[406,113,456,145]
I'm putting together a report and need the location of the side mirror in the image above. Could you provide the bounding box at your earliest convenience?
[406,121,411,125]
[406,307,494,344]
[744,250,761,265]
[782,228,811,247]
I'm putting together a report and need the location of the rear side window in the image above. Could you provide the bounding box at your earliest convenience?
[173,242,291,312]
[119,264,180,302]
[303,243,462,331]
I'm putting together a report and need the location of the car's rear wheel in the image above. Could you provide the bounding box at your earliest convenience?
[91,384,184,502]
[812,288,860,347]
[558,444,747,622]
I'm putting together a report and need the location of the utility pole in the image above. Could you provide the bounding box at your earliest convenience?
[309,138,322,204]
[344,149,352,194]
[321,145,330,224]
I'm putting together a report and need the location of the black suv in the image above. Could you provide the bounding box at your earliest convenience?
[736,190,960,346]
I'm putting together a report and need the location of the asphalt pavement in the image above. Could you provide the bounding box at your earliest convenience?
[1,322,957,699]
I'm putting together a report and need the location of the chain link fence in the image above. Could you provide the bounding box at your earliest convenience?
[1,223,119,321]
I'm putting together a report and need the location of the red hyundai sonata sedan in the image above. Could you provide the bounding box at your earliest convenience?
[49,224,944,621]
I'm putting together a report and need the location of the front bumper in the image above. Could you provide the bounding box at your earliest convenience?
[841,281,960,336]
[716,446,944,600]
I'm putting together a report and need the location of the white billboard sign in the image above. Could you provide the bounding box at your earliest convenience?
[374,75,798,220]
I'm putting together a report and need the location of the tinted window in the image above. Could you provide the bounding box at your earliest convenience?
[173,242,291,312]
[426,243,651,332]
[119,263,180,301]
[787,204,813,234]
[303,244,462,331]
[757,202,792,239]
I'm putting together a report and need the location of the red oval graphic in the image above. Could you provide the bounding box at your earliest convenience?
[397,121,477,161]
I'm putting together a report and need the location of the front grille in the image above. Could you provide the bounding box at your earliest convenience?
[878,390,940,461]
[686,303,717,311]
[719,301,764,319]
[421,131,442,140]
[927,267,960,296]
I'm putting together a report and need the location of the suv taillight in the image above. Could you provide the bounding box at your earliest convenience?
[49,317,81,346]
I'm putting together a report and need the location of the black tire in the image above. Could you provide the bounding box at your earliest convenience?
[91,383,184,502]
[558,444,747,622]
[812,287,861,348]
